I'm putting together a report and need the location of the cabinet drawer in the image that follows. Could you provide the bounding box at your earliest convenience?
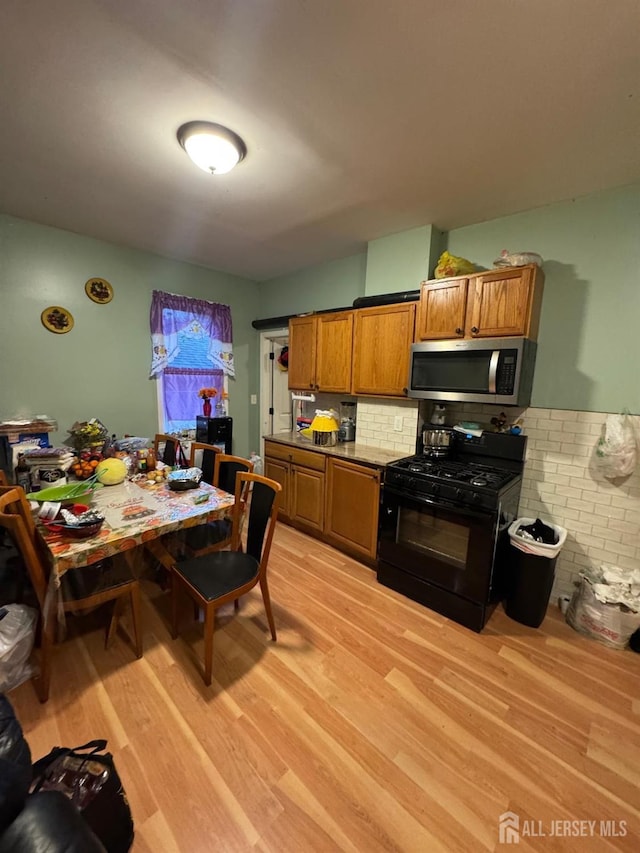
[290,447,326,471]
[264,441,326,472]
[264,441,292,462]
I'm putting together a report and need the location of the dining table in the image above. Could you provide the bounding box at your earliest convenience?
[38,477,235,580]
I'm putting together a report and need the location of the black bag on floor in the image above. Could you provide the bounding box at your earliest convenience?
[30,739,134,853]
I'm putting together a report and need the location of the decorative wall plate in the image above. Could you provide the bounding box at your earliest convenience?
[85,277,113,303]
[42,306,74,334]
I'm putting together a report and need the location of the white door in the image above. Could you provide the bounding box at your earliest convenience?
[260,330,291,454]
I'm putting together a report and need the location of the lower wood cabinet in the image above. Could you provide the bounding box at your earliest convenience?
[325,458,381,560]
[264,441,382,563]
[264,456,290,519]
[264,440,326,532]
[291,465,324,532]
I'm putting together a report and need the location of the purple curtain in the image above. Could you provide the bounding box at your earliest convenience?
[149,290,234,378]
[162,368,224,432]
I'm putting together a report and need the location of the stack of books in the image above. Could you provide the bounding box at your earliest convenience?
[23,447,76,490]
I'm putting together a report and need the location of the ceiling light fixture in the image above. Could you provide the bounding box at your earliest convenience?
[177,121,247,175]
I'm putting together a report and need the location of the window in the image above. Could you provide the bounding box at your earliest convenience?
[149,292,233,432]
[159,367,225,433]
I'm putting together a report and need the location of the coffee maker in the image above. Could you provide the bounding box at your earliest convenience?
[338,402,356,442]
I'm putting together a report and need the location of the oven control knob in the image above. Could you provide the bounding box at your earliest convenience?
[471,492,481,503]
[408,477,416,488]
[432,484,440,496]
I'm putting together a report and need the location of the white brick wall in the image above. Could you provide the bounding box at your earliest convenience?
[356,399,419,454]
[520,408,640,602]
[307,394,420,454]
[442,402,640,603]
[318,395,640,606]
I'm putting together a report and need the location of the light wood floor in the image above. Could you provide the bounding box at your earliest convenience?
[10,523,640,852]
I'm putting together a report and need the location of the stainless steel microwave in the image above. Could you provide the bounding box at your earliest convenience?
[407,337,537,406]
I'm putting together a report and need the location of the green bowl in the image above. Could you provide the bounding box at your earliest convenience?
[26,482,103,506]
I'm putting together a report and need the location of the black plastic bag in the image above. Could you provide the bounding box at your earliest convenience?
[517,518,558,545]
[30,740,133,853]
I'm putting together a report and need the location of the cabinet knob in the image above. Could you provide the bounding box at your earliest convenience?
[309,383,314,389]
[471,326,479,334]
[402,387,408,395]
[455,327,463,335]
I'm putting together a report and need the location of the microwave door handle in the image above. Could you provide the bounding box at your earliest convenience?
[488,350,499,394]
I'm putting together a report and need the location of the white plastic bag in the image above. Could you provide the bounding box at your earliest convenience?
[248,452,263,475]
[595,413,636,478]
[566,575,640,649]
[508,517,567,558]
[0,604,37,692]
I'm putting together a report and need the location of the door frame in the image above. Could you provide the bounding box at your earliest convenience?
[259,328,289,457]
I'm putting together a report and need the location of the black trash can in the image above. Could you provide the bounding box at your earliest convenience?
[505,519,567,628]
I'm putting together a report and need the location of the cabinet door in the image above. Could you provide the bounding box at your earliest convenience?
[288,316,316,390]
[264,457,290,519]
[291,466,324,532]
[352,303,416,396]
[315,311,353,393]
[416,279,468,340]
[325,458,381,559]
[466,267,533,338]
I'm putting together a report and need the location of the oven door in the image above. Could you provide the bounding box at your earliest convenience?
[379,485,498,602]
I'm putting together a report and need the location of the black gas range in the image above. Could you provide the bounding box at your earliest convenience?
[385,452,522,513]
[378,431,527,631]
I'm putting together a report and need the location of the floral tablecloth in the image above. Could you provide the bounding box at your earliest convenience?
[38,479,235,576]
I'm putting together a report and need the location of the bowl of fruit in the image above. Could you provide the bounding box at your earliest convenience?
[71,452,102,480]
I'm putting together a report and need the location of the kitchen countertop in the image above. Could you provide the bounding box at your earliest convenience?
[263,432,408,468]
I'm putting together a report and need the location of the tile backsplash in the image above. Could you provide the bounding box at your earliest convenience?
[428,401,640,603]
[518,408,640,602]
[304,394,420,455]
[355,398,419,455]
[322,396,639,607]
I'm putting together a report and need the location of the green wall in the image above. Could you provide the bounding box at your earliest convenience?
[258,252,367,319]
[4,179,637,453]
[259,182,640,414]
[446,183,640,414]
[0,215,260,456]
[365,225,443,295]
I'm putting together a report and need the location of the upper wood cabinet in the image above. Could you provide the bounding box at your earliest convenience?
[287,315,316,391]
[288,311,353,393]
[352,303,416,396]
[416,264,544,342]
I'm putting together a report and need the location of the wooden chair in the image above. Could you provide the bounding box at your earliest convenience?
[0,488,142,703]
[171,472,281,686]
[153,434,182,467]
[181,454,254,557]
[188,441,221,486]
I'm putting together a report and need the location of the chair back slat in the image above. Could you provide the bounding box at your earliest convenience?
[0,488,49,609]
[154,434,180,467]
[245,480,277,562]
[231,473,281,571]
[189,442,220,485]
[213,454,254,496]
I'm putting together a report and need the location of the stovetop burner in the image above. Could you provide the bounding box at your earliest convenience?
[392,456,517,490]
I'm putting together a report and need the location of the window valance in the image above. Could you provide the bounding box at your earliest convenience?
[149,290,234,378]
